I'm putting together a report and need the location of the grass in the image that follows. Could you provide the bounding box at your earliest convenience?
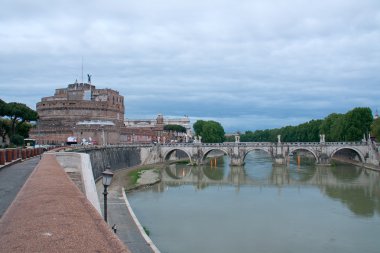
[128,170,142,185]
[127,166,160,186]
[170,159,190,164]
[128,168,150,185]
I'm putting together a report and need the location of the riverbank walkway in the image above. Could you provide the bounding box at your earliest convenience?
[96,168,156,253]
[0,157,40,218]
[0,154,129,252]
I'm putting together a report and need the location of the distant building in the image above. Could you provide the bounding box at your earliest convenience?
[30,80,192,145]
[30,81,124,145]
[123,114,192,143]
[375,110,379,120]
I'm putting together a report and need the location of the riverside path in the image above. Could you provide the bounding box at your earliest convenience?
[96,170,156,253]
[0,157,40,218]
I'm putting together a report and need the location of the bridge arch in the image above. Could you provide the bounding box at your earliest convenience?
[330,147,365,163]
[289,147,318,162]
[243,148,273,161]
[163,148,192,164]
[201,148,229,163]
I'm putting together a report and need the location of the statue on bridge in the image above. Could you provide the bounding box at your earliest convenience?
[320,134,326,143]
[277,135,281,144]
[193,136,202,143]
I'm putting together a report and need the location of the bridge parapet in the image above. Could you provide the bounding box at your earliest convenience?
[71,141,378,168]
[155,141,378,167]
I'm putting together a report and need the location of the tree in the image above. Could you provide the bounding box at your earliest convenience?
[193,120,225,143]
[2,102,38,137]
[371,118,380,141]
[320,113,344,141]
[343,107,373,141]
[0,118,10,144]
[10,134,24,146]
[16,122,33,138]
[0,99,6,116]
[193,120,206,136]
[164,124,187,133]
[238,107,373,142]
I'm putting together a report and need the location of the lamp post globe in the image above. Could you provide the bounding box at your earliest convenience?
[102,168,114,186]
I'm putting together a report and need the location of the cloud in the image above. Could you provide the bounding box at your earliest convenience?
[0,0,379,132]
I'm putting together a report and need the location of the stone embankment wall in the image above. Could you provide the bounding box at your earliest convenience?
[55,152,101,214]
[80,146,145,179]
[79,145,191,178]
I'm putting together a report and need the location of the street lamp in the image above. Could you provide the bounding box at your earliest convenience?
[102,167,114,222]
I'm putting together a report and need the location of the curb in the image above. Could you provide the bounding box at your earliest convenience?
[121,187,161,253]
[0,158,23,170]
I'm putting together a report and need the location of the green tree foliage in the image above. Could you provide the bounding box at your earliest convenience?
[193,120,225,143]
[344,107,373,141]
[0,118,10,144]
[0,100,38,146]
[193,120,205,136]
[163,124,187,133]
[2,102,38,137]
[0,99,6,115]
[10,134,24,146]
[225,135,235,142]
[320,113,345,141]
[16,122,33,138]
[371,118,380,142]
[239,107,373,142]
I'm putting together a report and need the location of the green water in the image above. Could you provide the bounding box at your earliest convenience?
[127,151,380,253]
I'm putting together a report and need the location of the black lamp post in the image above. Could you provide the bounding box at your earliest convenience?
[102,168,114,222]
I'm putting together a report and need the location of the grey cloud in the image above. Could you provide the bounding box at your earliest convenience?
[0,0,379,132]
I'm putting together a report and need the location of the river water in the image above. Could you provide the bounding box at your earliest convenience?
[127,151,380,253]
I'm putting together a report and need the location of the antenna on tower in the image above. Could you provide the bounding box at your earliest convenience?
[81,56,84,84]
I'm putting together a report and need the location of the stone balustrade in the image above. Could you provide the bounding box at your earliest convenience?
[0,147,55,167]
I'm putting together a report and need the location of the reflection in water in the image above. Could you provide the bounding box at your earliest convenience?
[128,151,380,253]
[160,154,380,218]
[165,164,192,179]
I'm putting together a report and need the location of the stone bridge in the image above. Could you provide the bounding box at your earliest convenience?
[144,141,380,167]
[77,141,379,180]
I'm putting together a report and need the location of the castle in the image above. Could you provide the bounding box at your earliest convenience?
[30,80,191,145]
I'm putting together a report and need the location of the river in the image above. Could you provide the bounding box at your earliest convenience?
[127,150,380,253]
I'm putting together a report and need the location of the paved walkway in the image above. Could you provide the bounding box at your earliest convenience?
[0,157,40,218]
[96,169,155,253]
[0,154,129,252]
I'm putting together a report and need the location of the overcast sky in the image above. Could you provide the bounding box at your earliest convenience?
[1,0,379,132]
